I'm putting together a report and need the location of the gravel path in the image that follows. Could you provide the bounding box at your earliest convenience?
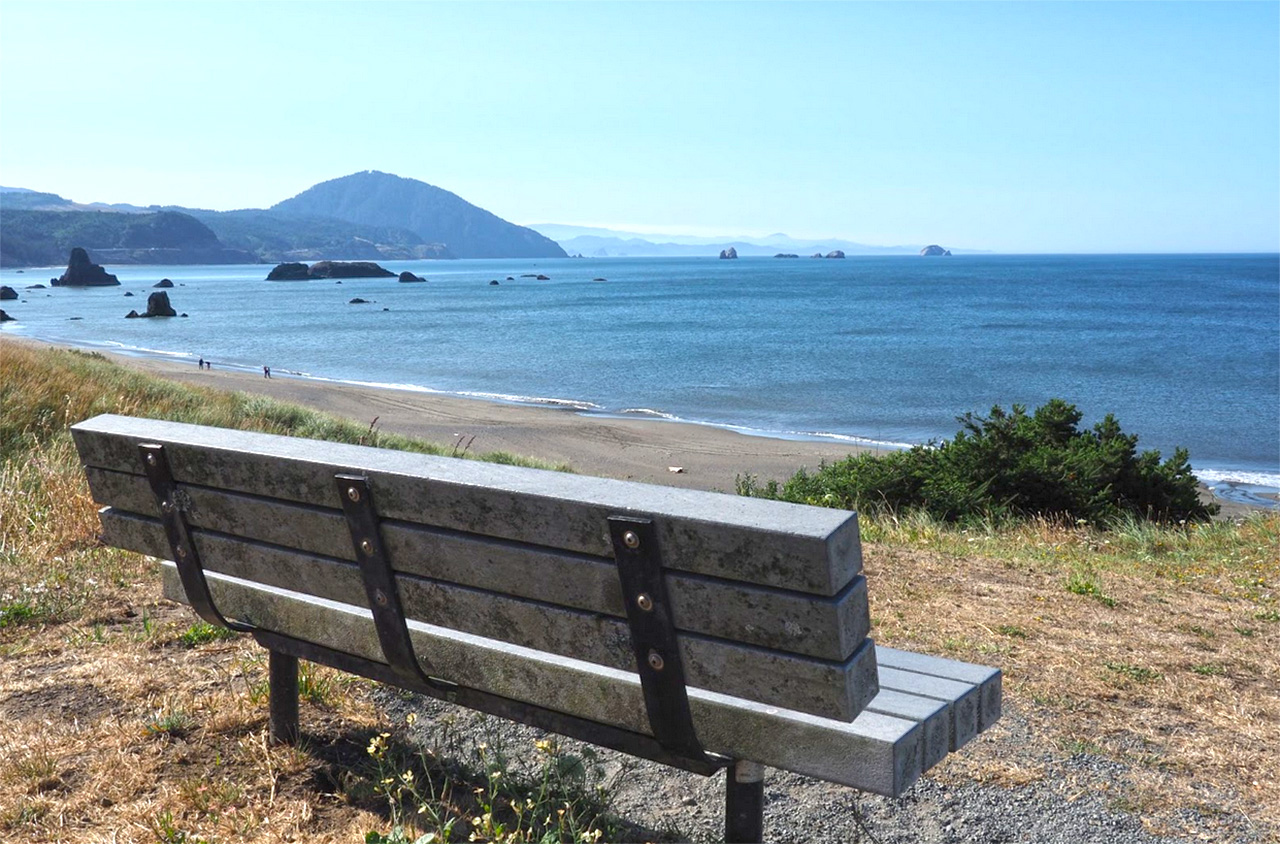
[375,689,1261,844]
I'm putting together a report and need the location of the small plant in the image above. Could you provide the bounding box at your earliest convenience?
[996,624,1029,639]
[1065,570,1117,607]
[145,705,197,739]
[1255,608,1280,623]
[1105,662,1162,683]
[1192,663,1227,677]
[0,600,37,630]
[298,661,336,705]
[176,621,237,648]
[150,809,211,844]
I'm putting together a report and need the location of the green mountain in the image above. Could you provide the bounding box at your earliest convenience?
[179,209,453,261]
[0,209,255,267]
[271,171,566,259]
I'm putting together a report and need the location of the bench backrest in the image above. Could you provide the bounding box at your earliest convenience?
[72,413,1002,799]
[72,413,877,719]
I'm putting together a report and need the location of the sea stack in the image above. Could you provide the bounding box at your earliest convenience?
[0,286,17,301]
[719,247,738,260]
[920,245,952,256]
[52,247,120,287]
[144,291,177,317]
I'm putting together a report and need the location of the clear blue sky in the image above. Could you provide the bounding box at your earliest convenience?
[1,1,1276,252]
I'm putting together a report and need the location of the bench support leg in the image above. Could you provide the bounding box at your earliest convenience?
[725,760,764,843]
[268,650,299,745]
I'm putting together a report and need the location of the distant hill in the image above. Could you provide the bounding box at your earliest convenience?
[178,209,454,261]
[271,171,566,259]
[528,223,987,257]
[0,209,255,267]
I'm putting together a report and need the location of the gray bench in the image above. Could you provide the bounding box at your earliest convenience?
[72,413,1001,842]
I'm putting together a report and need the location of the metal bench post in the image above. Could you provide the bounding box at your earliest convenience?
[725,760,765,843]
[268,650,299,744]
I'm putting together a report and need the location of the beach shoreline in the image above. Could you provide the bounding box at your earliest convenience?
[4,334,1270,516]
[3,335,872,494]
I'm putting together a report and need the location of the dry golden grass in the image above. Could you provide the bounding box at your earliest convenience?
[863,520,1279,839]
[3,341,1277,841]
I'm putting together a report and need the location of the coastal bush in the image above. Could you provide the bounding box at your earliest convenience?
[772,399,1216,525]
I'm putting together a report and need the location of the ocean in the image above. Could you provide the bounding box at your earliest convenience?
[3,254,1277,504]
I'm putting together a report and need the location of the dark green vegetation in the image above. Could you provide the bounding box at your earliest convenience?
[184,209,452,262]
[746,400,1215,525]
[271,171,567,259]
[0,171,565,266]
[0,210,253,267]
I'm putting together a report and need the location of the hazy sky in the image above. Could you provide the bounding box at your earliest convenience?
[1,1,1276,252]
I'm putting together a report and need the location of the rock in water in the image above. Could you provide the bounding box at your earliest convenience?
[920,245,951,256]
[0,309,15,322]
[53,247,120,287]
[825,250,845,259]
[267,262,311,280]
[348,297,370,304]
[308,261,395,279]
[153,278,174,288]
[145,291,177,317]
[719,247,738,259]
[398,271,427,283]
[0,286,16,300]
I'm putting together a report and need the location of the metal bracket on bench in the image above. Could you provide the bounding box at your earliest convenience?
[335,473,441,688]
[609,515,716,765]
[137,443,255,633]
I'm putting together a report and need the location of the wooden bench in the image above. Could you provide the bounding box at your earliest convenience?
[72,413,1002,842]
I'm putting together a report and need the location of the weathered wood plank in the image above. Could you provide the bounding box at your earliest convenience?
[158,562,922,797]
[877,666,979,752]
[84,468,871,660]
[877,646,1002,733]
[102,509,878,720]
[72,415,862,594]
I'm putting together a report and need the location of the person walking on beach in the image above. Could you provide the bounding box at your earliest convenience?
[263,365,271,379]
[198,357,204,369]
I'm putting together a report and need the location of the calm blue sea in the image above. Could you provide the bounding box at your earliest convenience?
[4,254,1278,501]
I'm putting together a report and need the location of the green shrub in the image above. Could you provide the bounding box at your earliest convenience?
[773,399,1215,525]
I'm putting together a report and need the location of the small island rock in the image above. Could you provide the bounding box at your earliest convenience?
[348,297,371,304]
[309,261,395,279]
[536,274,550,280]
[145,291,178,317]
[774,253,799,259]
[153,278,174,288]
[398,271,427,283]
[719,247,738,260]
[53,247,120,287]
[489,280,500,285]
[25,284,46,289]
[267,262,311,281]
[825,250,846,259]
[0,309,14,322]
[920,245,952,256]
[0,286,17,301]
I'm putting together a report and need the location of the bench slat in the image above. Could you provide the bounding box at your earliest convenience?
[102,509,879,720]
[862,689,950,771]
[71,415,862,595]
[877,666,980,751]
[158,562,922,797]
[85,467,871,661]
[877,646,1002,732]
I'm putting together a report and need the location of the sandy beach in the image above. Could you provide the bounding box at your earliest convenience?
[5,336,869,494]
[6,336,1265,515]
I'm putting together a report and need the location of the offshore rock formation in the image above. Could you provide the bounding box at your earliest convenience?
[719,247,738,259]
[0,286,16,300]
[126,291,178,318]
[52,247,120,287]
[267,261,395,280]
[825,250,845,259]
[0,309,14,322]
[398,271,427,283]
[920,245,952,256]
[153,278,174,288]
